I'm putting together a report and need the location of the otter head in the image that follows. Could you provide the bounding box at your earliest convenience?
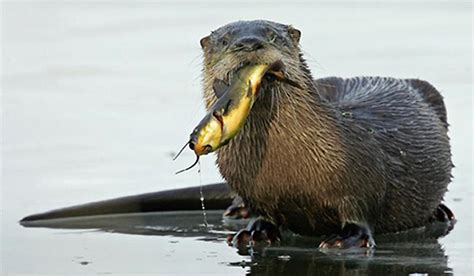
[200,20,304,109]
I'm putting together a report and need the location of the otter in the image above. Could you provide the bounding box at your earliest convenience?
[20,20,455,249]
[198,20,454,248]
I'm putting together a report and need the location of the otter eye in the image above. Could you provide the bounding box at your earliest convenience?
[268,32,277,43]
[222,39,228,46]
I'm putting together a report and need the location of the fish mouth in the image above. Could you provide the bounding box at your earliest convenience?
[190,142,212,156]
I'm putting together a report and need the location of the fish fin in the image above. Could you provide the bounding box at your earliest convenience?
[213,79,229,98]
[268,60,285,73]
[267,70,302,89]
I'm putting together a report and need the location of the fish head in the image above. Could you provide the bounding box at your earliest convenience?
[190,63,273,156]
[189,112,223,156]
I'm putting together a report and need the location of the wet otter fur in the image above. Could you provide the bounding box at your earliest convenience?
[200,20,453,246]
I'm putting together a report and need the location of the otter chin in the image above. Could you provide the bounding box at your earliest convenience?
[196,20,454,248]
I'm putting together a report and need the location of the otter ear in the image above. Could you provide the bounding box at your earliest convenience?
[288,26,301,44]
[200,35,210,49]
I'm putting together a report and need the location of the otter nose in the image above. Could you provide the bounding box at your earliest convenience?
[232,37,265,52]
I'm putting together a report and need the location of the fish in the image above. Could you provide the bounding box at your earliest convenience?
[174,60,297,174]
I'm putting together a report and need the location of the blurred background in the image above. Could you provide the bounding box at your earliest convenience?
[2,0,472,274]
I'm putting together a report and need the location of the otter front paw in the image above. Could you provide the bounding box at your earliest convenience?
[319,223,375,249]
[227,218,281,247]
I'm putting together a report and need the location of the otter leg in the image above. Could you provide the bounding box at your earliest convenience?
[223,196,252,220]
[227,217,281,247]
[319,223,375,249]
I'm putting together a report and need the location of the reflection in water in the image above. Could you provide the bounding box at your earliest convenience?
[240,242,450,275]
[21,210,452,275]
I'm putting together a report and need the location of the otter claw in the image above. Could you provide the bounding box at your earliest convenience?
[319,223,375,249]
[227,218,281,247]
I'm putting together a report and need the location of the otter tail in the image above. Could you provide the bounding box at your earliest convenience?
[20,183,234,225]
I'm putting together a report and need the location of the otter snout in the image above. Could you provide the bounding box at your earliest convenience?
[232,36,265,52]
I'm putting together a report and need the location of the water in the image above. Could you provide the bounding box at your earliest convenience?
[16,210,461,275]
[198,161,210,229]
[2,1,472,275]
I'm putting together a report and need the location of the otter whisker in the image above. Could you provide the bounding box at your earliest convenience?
[281,78,303,89]
[270,85,276,119]
[272,86,282,121]
[175,155,200,175]
[280,83,306,131]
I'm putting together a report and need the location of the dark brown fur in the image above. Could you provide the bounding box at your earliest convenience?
[201,20,452,236]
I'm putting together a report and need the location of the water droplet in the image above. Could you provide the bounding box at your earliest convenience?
[198,161,209,229]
